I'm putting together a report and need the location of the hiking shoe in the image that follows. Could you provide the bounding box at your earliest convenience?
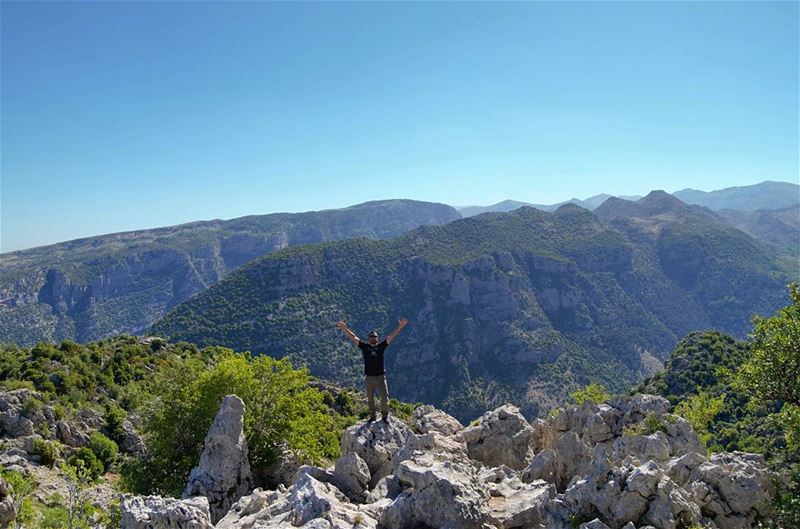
[381,415,389,423]
[367,416,377,423]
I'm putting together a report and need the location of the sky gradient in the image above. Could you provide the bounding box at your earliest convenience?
[2,1,798,252]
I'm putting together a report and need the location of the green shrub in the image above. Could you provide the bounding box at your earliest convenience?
[33,439,60,468]
[0,379,36,391]
[675,391,726,449]
[624,412,669,437]
[122,352,340,496]
[88,431,119,470]
[104,404,127,445]
[21,396,42,416]
[571,383,611,405]
[66,447,104,481]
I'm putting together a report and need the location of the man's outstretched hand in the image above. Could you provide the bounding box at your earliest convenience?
[337,320,348,331]
[399,318,409,328]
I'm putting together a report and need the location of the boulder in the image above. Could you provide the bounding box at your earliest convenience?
[119,419,146,455]
[381,450,488,529]
[0,477,17,529]
[57,420,90,447]
[120,494,214,529]
[644,476,702,529]
[182,395,253,524]
[523,431,591,491]
[687,452,774,529]
[482,477,568,529]
[458,404,533,470]
[340,417,412,487]
[411,404,463,436]
[331,452,371,503]
[217,474,379,529]
[0,390,37,438]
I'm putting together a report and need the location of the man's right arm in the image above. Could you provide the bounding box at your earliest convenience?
[337,320,360,346]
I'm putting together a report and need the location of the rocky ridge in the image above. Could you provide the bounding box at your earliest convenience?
[120,393,774,529]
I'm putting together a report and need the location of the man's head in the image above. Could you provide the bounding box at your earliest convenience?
[368,330,379,344]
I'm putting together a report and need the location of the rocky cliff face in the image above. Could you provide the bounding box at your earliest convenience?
[0,200,460,345]
[121,393,775,529]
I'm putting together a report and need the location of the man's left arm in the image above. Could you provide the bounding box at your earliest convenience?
[386,318,408,345]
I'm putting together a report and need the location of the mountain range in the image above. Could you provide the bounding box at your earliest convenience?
[458,180,798,216]
[151,191,795,420]
[0,200,459,345]
[1,181,796,418]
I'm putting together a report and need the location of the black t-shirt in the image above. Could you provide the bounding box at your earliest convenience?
[358,339,388,376]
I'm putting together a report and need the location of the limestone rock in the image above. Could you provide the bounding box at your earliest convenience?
[331,452,371,503]
[292,464,334,486]
[182,395,253,524]
[483,477,567,529]
[644,476,702,529]
[579,519,611,529]
[120,494,214,529]
[412,404,463,436]
[381,450,488,529]
[0,390,37,438]
[217,474,379,529]
[119,419,146,455]
[57,420,90,447]
[458,404,533,470]
[0,477,17,529]
[340,417,412,487]
[688,452,773,529]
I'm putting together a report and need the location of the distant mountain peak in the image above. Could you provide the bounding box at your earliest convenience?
[637,190,689,214]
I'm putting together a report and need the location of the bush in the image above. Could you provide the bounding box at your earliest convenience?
[571,383,611,405]
[33,439,60,468]
[675,391,726,449]
[104,404,127,445]
[122,352,340,496]
[88,431,119,470]
[66,447,104,481]
[21,396,42,416]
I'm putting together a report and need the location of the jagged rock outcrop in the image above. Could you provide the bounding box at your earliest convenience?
[331,452,370,503]
[0,477,16,529]
[182,395,253,524]
[339,417,413,488]
[217,474,379,529]
[412,404,463,436]
[120,494,214,529]
[130,394,775,529]
[0,390,38,438]
[458,404,534,470]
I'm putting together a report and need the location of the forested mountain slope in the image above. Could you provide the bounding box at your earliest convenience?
[0,200,459,345]
[153,192,795,420]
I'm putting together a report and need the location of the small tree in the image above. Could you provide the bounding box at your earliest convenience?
[61,461,93,529]
[737,284,800,407]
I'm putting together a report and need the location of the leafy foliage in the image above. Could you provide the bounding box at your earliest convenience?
[674,391,726,448]
[737,284,800,407]
[571,383,611,405]
[639,286,800,526]
[121,352,341,496]
[88,432,119,471]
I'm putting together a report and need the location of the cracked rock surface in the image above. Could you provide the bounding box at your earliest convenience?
[122,394,775,529]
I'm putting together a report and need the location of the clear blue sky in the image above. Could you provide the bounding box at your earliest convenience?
[2,1,798,252]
